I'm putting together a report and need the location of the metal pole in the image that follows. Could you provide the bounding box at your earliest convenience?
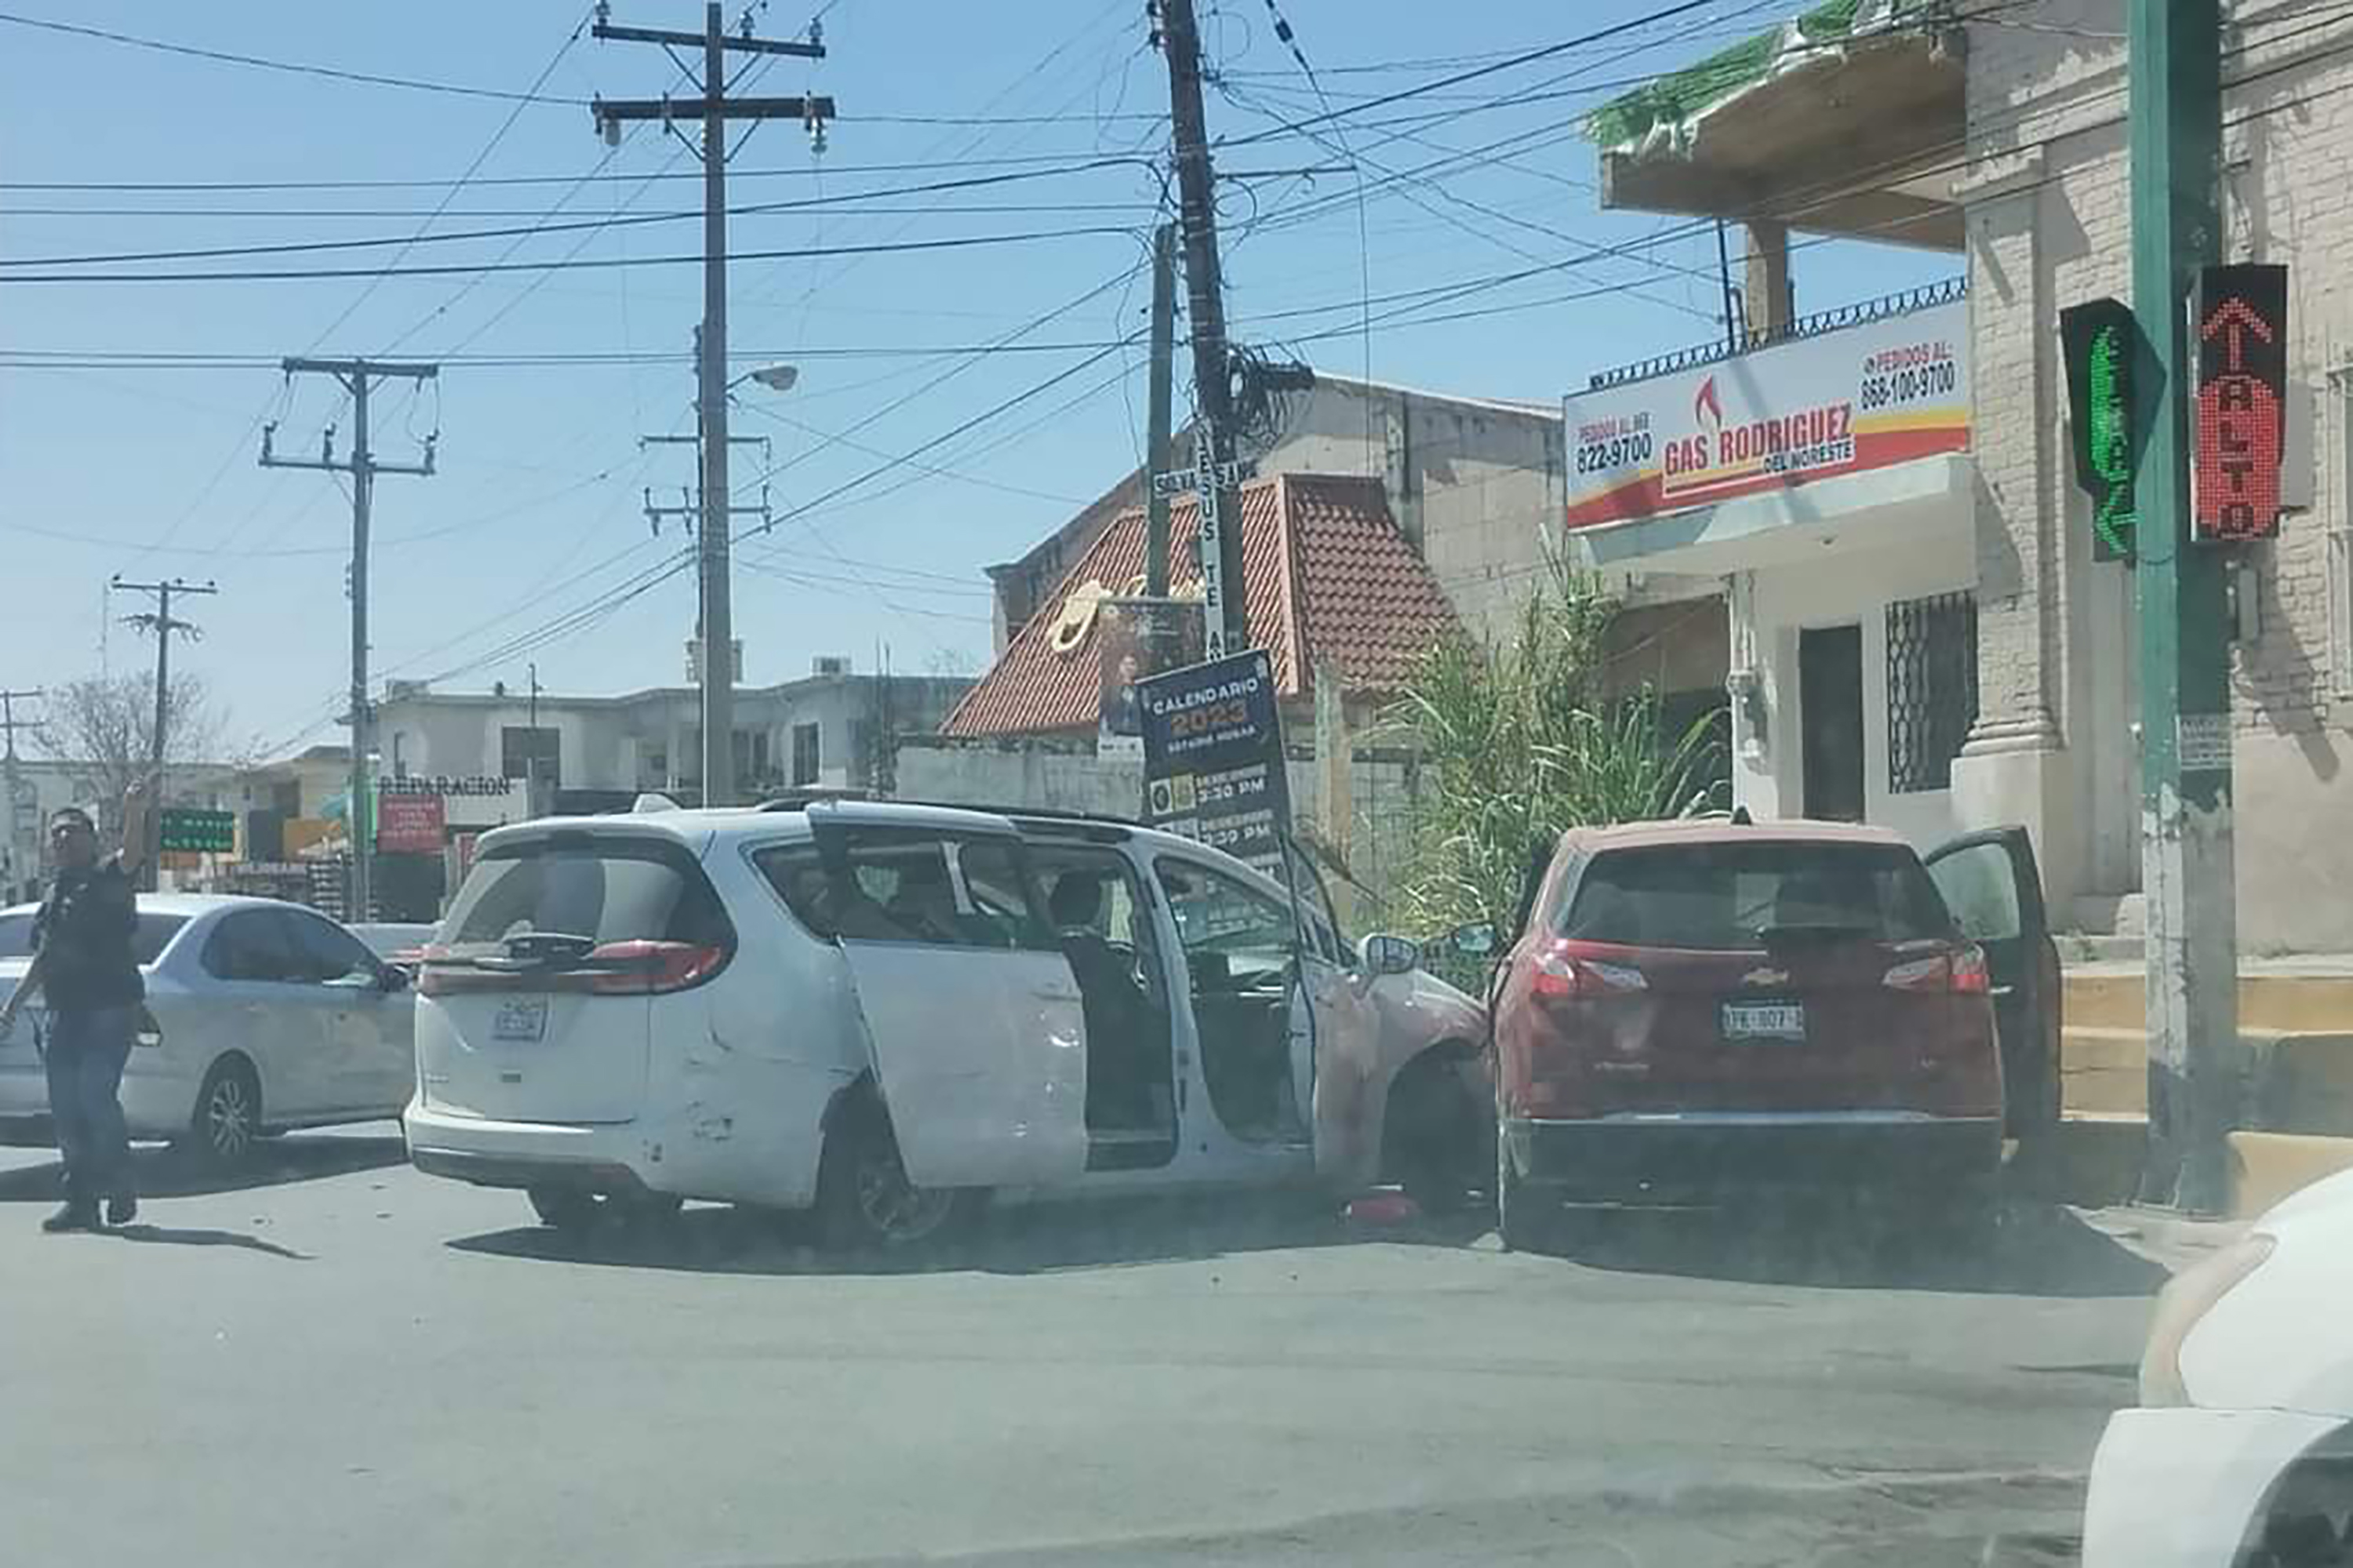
[2129,0,2238,1212]
[149,580,171,891]
[351,370,374,920]
[1144,222,1176,600]
[698,0,736,809]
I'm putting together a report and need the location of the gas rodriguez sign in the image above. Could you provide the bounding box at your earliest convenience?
[1563,299,1969,530]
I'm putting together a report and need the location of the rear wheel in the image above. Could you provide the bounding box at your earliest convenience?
[815,1090,977,1253]
[183,1057,261,1167]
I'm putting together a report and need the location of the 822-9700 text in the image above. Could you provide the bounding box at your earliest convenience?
[1576,431,1653,474]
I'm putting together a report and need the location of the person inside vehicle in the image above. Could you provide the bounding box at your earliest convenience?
[1049,871,1158,1130]
[884,853,970,946]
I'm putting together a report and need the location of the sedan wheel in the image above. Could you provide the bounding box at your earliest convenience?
[189,1059,261,1167]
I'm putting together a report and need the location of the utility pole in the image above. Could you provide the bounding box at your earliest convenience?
[1155,0,1249,657]
[109,577,217,891]
[0,686,40,900]
[261,357,438,922]
[1144,221,1177,600]
[2129,0,2238,1212]
[593,2,832,807]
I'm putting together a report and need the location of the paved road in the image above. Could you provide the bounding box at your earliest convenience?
[0,1130,2168,1566]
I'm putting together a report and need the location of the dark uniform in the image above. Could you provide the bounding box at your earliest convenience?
[31,859,144,1211]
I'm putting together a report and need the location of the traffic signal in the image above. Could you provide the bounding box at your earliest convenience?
[2193,263,2289,544]
[2060,297,2138,562]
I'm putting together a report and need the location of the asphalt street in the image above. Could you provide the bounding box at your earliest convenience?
[0,1128,2173,1567]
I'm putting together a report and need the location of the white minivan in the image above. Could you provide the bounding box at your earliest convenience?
[403,799,1490,1246]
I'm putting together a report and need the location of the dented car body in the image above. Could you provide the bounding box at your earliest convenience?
[403,799,1488,1242]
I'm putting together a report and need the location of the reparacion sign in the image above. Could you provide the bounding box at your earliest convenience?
[1137,648,1291,873]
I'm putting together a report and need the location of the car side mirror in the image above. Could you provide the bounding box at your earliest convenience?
[1359,933,1420,977]
[378,964,412,994]
[1449,922,1498,959]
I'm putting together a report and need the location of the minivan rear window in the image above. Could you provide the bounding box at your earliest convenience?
[441,836,729,951]
[0,911,187,965]
[1558,842,1953,951]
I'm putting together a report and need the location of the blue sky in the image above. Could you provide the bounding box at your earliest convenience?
[0,0,1955,758]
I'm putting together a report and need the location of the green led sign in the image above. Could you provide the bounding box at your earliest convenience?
[2061,297,2139,563]
[159,807,236,854]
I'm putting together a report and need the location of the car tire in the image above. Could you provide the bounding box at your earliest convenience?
[183,1057,262,1168]
[1384,1050,1490,1215]
[815,1090,977,1253]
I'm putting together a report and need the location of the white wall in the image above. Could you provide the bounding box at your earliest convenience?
[1735,526,1976,849]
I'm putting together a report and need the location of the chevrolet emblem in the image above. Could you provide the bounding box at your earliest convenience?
[1740,966,1789,988]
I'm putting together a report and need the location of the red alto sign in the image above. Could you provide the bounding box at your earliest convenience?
[2192,264,2289,543]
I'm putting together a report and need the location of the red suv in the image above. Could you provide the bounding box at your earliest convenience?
[1485,818,2057,1249]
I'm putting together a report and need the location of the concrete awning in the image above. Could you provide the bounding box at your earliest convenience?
[1590,1,1965,251]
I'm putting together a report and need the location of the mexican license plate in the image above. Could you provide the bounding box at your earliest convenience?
[492,997,550,1042]
[1722,1001,1806,1041]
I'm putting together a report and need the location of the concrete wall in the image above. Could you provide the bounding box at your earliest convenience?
[1954,0,2353,948]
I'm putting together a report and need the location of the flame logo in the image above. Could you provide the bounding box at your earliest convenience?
[1694,375,1723,433]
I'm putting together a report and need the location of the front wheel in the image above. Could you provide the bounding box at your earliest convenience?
[1384,1052,1491,1215]
[815,1093,978,1253]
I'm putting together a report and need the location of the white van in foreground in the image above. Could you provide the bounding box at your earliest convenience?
[403,799,1489,1247]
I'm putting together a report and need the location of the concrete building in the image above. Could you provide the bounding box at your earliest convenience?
[1573,0,2353,953]
[373,664,971,804]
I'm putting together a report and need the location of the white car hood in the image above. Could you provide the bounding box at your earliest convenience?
[2180,1166,2353,1418]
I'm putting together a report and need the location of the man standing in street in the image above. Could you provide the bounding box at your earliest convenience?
[0,789,150,1232]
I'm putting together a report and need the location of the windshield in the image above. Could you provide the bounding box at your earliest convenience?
[1561,842,1955,949]
[0,911,188,965]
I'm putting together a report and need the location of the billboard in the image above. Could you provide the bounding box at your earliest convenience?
[1096,597,1205,760]
[1563,300,1969,530]
[1137,647,1291,874]
[2193,264,2289,544]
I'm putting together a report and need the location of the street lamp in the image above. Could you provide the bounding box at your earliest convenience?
[744,364,798,394]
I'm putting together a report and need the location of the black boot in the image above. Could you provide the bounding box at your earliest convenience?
[41,1202,100,1234]
[105,1193,138,1228]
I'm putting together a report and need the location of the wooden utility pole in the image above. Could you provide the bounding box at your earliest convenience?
[1155,0,1249,656]
[261,357,438,920]
[1144,222,1177,599]
[592,2,832,807]
[2128,0,2238,1211]
[108,577,217,891]
[0,686,40,899]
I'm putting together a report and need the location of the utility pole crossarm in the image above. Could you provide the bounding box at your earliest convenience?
[282,357,438,380]
[591,20,824,56]
[592,96,836,122]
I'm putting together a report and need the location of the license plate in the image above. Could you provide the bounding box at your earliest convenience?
[492,998,550,1042]
[1722,1002,1806,1040]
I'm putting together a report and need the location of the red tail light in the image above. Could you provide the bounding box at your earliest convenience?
[1882,946,1991,995]
[1528,940,1649,1000]
[585,940,728,995]
[416,940,726,996]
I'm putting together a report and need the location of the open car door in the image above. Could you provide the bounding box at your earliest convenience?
[1925,826,2062,1143]
[1286,848,1382,1185]
[806,805,1089,1191]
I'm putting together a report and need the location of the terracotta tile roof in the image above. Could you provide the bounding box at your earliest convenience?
[941,473,1459,737]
